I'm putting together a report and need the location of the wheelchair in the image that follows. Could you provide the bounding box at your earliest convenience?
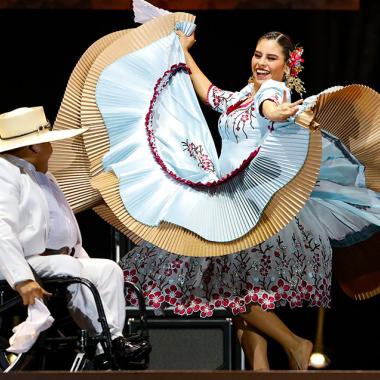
[0,276,150,372]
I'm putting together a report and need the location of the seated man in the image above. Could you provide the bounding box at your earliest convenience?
[0,106,149,369]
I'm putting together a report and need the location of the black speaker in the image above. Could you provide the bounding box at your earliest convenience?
[127,317,240,370]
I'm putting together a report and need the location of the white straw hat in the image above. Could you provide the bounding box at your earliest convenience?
[0,106,87,153]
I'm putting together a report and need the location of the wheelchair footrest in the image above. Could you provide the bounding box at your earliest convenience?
[70,352,88,372]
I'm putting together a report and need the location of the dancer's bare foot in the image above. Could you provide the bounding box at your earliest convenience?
[286,338,313,370]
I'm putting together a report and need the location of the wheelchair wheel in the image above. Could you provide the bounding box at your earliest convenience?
[0,312,86,372]
[0,332,35,372]
[0,349,33,372]
[0,289,40,372]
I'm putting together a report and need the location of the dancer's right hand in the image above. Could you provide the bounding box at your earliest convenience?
[176,30,196,51]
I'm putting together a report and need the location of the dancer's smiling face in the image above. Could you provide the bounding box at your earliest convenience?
[251,38,289,90]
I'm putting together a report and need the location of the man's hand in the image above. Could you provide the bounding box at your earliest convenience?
[14,280,52,305]
[262,90,304,122]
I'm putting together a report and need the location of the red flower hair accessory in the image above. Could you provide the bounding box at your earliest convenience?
[286,46,305,94]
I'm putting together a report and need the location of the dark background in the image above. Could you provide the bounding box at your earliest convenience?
[1,0,380,370]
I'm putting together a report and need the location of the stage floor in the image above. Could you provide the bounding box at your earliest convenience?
[2,371,380,380]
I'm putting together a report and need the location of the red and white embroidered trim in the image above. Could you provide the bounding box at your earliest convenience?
[145,64,261,188]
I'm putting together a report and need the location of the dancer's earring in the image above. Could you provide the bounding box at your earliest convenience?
[284,67,305,95]
[284,67,291,86]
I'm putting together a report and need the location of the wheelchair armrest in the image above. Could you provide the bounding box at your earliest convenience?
[0,295,22,314]
[43,277,112,336]
[0,280,22,314]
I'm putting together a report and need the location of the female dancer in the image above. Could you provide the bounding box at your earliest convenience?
[52,2,380,369]
[121,29,374,370]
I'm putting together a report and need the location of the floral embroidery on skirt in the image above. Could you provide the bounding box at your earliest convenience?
[120,205,332,318]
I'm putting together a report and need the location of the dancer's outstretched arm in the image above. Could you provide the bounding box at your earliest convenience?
[176,30,212,103]
[261,91,303,122]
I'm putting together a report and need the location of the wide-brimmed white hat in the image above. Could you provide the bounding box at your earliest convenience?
[0,106,88,153]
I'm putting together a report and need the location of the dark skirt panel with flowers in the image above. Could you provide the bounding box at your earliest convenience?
[120,205,332,317]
